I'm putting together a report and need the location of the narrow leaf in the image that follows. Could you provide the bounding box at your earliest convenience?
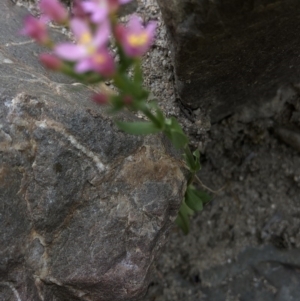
[176,211,189,235]
[185,186,203,211]
[193,149,200,160]
[169,129,188,149]
[116,121,161,135]
[175,201,193,234]
[183,147,196,171]
[170,117,184,132]
[194,189,211,204]
[156,109,165,127]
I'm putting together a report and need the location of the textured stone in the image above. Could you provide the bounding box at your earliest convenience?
[201,246,300,301]
[157,0,300,122]
[0,1,186,300]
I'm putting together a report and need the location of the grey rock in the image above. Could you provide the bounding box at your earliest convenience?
[157,0,300,122]
[201,246,300,301]
[119,0,138,16]
[276,127,300,152]
[0,1,186,300]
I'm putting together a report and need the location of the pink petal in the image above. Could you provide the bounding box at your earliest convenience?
[70,18,90,40]
[93,21,110,48]
[39,0,68,23]
[119,0,132,3]
[82,1,108,23]
[91,9,108,23]
[81,1,98,12]
[54,43,87,60]
[91,50,115,77]
[128,14,143,32]
[75,59,93,73]
[146,21,156,37]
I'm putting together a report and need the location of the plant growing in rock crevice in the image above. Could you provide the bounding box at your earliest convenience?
[21,0,210,234]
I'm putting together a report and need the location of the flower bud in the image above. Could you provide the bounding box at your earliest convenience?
[92,93,109,105]
[39,53,63,70]
[40,0,68,24]
[20,16,49,44]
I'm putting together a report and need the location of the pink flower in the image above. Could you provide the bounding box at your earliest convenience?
[54,18,115,76]
[76,48,115,76]
[115,15,156,57]
[20,16,49,44]
[39,53,63,70]
[82,0,132,23]
[39,0,68,23]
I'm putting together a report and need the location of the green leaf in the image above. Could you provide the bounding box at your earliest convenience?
[133,59,143,85]
[156,109,165,127]
[147,101,159,109]
[170,117,183,132]
[183,148,196,171]
[183,147,201,172]
[176,187,211,234]
[108,94,132,114]
[170,129,189,149]
[117,43,133,72]
[114,73,136,94]
[116,121,161,135]
[175,201,194,234]
[176,212,189,235]
[193,149,200,160]
[165,118,172,126]
[164,130,188,149]
[185,186,203,212]
[194,189,211,204]
[163,117,188,149]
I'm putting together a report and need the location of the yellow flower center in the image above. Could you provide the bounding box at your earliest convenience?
[127,33,148,47]
[80,32,92,44]
[79,32,96,54]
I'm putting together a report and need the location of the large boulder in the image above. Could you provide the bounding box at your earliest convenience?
[0,1,186,300]
[157,0,300,122]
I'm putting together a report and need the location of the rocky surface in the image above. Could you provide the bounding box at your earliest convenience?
[144,84,300,300]
[134,1,300,301]
[3,0,300,301]
[157,0,300,122]
[0,1,186,300]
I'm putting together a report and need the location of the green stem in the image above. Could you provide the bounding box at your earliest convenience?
[184,145,196,185]
[140,105,162,129]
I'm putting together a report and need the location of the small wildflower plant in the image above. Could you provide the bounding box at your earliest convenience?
[21,0,210,234]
